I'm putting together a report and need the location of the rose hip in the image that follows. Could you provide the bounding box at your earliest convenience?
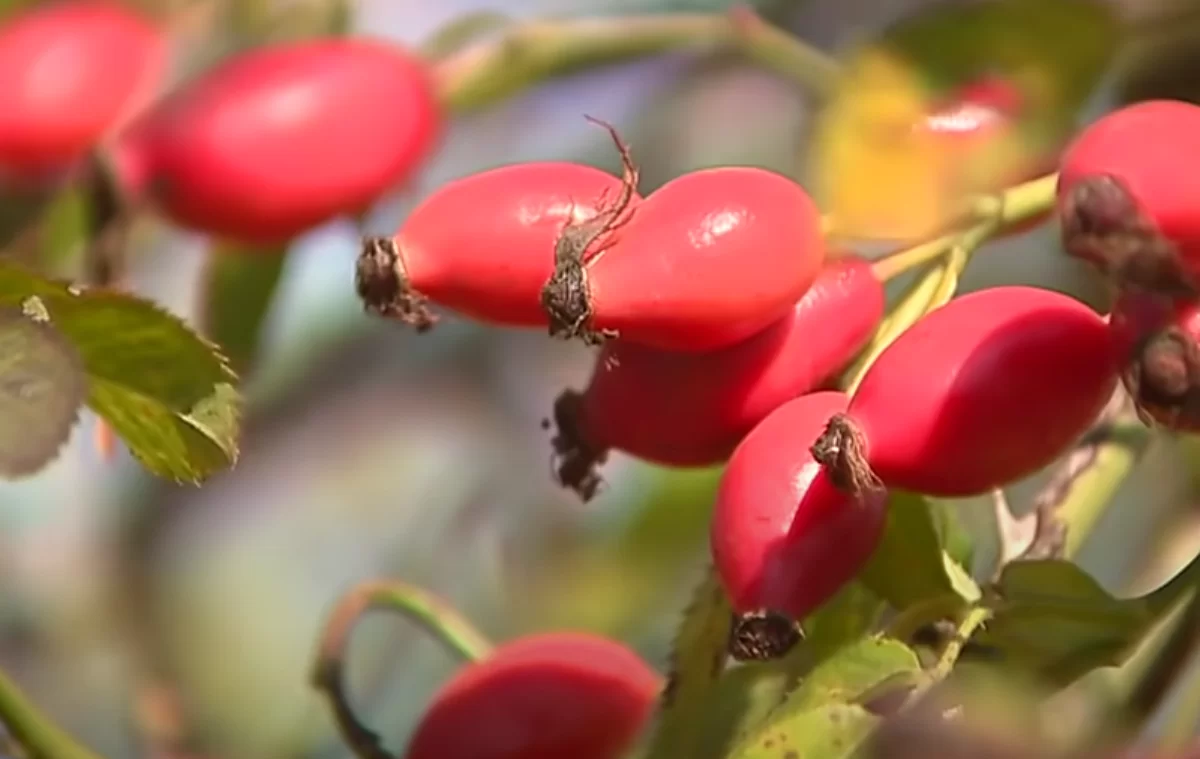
[812,286,1118,498]
[1114,293,1200,431]
[542,162,826,352]
[357,158,641,331]
[109,38,439,244]
[1057,100,1200,296]
[0,0,165,184]
[549,255,884,501]
[405,632,660,759]
[712,391,887,661]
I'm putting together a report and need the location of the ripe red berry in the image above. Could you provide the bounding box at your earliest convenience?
[812,286,1118,498]
[549,255,884,500]
[357,160,641,331]
[1113,292,1200,431]
[1057,99,1200,296]
[0,0,165,185]
[111,38,439,244]
[712,391,887,661]
[541,164,826,352]
[404,632,660,759]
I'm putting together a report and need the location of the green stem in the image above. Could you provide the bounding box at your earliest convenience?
[433,8,841,113]
[0,667,104,759]
[311,580,495,759]
[907,605,992,703]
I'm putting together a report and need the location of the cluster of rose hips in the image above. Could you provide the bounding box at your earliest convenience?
[6,4,1197,759]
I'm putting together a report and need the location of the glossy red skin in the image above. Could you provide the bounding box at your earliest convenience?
[0,0,165,184]
[405,632,660,759]
[712,391,887,620]
[849,286,1118,497]
[586,166,825,352]
[578,256,884,465]
[396,162,642,326]
[116,38,439,244]
[1057,100,1200,281]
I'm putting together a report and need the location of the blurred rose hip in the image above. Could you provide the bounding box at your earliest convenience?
[110,37,440,243]
[0,0,165,185]
[813,286,1118,497]
[542,164,826,352]
[549,255,884,501]
[1058,99,1200,296]
[712,391,887,661]
[405,632,660,759]
[357,159,641,331]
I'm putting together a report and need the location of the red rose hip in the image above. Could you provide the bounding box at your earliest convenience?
[1057,99,1200,295]
[542,163,826,352]
[549,255,885,500]
[1114,293,1200,431]
[110,37,439,243]
[404,632,660,759]
[812,286,1119,497]
[357,160,641,331]
[713,391,887,661]
[0,0,165,184]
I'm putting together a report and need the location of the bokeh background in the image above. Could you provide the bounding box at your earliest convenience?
[0,0,1198,757]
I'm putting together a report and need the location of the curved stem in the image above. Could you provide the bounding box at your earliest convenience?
[0,667,104,759]
[433,7,841,113]
[311,580,495,759]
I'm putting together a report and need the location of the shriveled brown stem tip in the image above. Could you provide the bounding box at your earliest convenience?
[546,388,608,502]
[810,413,882,496]
[729,610,803,661]
[355,236,438,332]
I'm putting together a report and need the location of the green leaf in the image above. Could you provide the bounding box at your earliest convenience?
[0,307,86,478]
[977,559,1156,685]
[0,262,240,483]
[730,636,922,759]
[801,582,886,659]
[860,491,980,612]
[691,663,790,759]
[197,243,289,376]
[643,566,732,759]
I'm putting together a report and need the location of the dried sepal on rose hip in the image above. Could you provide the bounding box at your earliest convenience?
[357,125,643,331]
[1057,100,1200,297]
[404,632,660,759]
[540,126,826,352]
[105,37,440,244]
[0,0,165,186]
[1113,292,1200,431]
[548,255,885,501]
[712,391,887,662]
[811,286,1119,498]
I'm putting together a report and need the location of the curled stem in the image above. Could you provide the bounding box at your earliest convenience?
[312,580,495,759]
[433,6,841,113]
[0,666,104,759]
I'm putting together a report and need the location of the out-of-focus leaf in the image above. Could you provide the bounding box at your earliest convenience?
[802,582,886,657]
[0,306,86,477]
[977,559,1156,685]
[809,0,1118,241]
[730,636,922,759]
[1114,0,1200,105]
[0,262,240,483]
[38,186,88,273]
[928,498,976,573]
[694,663,789,759]
[198,243,288,375]
[860,491,980,612]
[644,567,732,759]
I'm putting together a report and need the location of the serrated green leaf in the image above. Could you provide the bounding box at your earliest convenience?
[692,663,789,759]
[198,243,288,375]
[643,566,732,759]
[731,636,921,759]
[977,559,1155,685]
[860,491,980,612]
[0,262,240,483]
[0,307,86,478]
[801,582,887,659]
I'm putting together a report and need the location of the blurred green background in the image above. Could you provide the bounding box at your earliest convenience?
[0,0,1198,757]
